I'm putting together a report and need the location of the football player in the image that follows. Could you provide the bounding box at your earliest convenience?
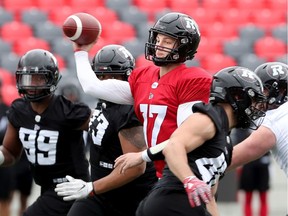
[230,62,288,177]
[0,49,92,216]
[115,66,267,215]
[55,45,157,216]
[73,12,212,179]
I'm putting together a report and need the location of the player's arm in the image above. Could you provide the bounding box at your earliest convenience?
[228,125,275,171]
[73,43,134,105]
[114,140,168,174]
[0,122,23,166]
[163,113,215,207]
[55,125,148,200]
[91,125,147,194]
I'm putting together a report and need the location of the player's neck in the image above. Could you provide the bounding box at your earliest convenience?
[159,63,181,78]
[30,96,53,114]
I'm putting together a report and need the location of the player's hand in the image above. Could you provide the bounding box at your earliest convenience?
[55,175,93,201]
[73,41,97,53]
[183,176,212,207]
[114,152,144,174]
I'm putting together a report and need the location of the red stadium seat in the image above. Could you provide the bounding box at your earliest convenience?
[267,0,287,13]
[85,7,118,27]
[36,0,66,11]
[101,21,136,44]
[202,22,238,41]
[134,0,168,21]
[186,7,219,28]
[168,0,198,13]
[252,9,286,31]
[234,0,267,11]
[1,21,33,43]
[200,53,237,74]
[2,0,36,13]
[218,8,252,27]
[201,0,232,10]
[0,68,15,86]
[13,37,50,56]
[196,37,223,59]
[68,0,104,11]
[49,6,78,26]
[88,37,117,58]
[254,36,286,61]
[2,84,20,106]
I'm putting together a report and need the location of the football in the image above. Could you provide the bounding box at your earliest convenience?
[62,12,102,45]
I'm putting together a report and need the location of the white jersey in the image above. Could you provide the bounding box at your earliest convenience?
[261,102,288,177]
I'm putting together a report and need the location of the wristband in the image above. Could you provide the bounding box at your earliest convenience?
[0,150,4,165]
[141,150,152,162]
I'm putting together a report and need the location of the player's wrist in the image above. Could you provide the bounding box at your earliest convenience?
[141,150,152,162]
[88,182,95,197]
[183,175,197,184]
[0,150,4,166]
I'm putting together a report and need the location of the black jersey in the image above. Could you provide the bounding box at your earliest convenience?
[88,101,157,203]
[157,102,233,189]
[7,95,91,188]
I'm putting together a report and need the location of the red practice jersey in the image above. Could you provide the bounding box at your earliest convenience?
[129,64,212,177]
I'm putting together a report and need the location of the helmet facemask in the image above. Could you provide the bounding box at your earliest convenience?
[227,87,266,130]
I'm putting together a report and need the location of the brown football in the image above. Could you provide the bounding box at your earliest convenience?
[62,12,102,45]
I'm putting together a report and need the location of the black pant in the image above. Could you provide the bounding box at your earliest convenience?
[136,187,211,216]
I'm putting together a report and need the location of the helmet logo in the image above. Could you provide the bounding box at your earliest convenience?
[183,17,201,36]
[269,64,287,79]
[237,69,258,83]
[119,47,133,60]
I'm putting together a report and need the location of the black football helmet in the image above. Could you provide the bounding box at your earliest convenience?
[16,49,61,102]
[91,44,135,81]
[210,66,266,129]
[145,12,201,66]
[254,62,288,109]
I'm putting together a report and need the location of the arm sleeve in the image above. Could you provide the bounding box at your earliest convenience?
[75,51,134,105]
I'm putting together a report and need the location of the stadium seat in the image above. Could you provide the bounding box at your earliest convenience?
[13,37,50,56]
[34,21,63,43]
[21,8,48,28]
[36,0,67,11]
[2,0,36,13]
[186,7,218,29]
[202,22,237,42]
[101,21,136,44]
[51,38,74,61]
[0,39,12,56]
[238,54,266,70]
[201,0,231,10]
[254,36,286,61]
[0,68,15,86]
[85,7,118,27]
[200,53,237,74]
[117,6,148,28]
[49,6,78,26]
[2,84,20,105]
[0,52,20,74]
[134,0,169,21]
[251,9,286,31]
[275,54,288,64]
[185,58,200,67]
[223,39,253,61]
[196,37,223,59]
[68,0,104,11]
[271,24,288,44]
[238,25,266,45]
[218,8,252,27]
[0,8,14,27]
[1,21,33,42]
[266,0,287,13]
[122,38,145,58]
[105,0,133,13]
[168,0,198,13]
[234,0,267,11]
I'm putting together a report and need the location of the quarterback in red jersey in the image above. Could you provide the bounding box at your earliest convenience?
[72,12,212,177]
